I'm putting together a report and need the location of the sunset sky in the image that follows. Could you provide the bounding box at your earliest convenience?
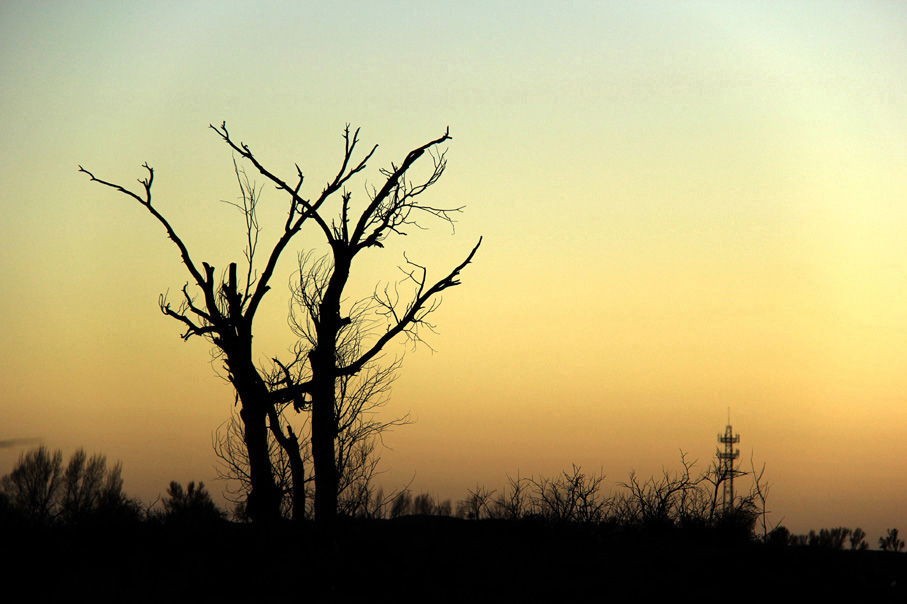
[2,1,906,540]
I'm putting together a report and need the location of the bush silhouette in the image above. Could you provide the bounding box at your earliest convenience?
[879,528,905,552]
[160,481,225,524]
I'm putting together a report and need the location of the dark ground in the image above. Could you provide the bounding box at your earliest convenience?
[4,516,906,603]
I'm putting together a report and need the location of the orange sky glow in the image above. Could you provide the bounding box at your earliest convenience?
[2,1,906,541]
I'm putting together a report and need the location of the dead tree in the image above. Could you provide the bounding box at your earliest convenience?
[256,128,481,525]
[81,123,480,526]
[213,348,406,521]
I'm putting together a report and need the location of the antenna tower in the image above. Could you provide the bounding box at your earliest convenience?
[716,410,740,511]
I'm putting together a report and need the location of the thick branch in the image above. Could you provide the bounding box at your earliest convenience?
[268,356,314,410]
[79,165,209,295]
[80,164,224,338]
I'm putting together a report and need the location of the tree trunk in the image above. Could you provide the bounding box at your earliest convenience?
[238,401,281,524]
[309,252,351,525]
[286,431,307,522]
[311,373,338,524]
[228,334,282,525]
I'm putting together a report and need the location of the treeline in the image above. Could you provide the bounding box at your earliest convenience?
[773,526,905,552]
[4,445,905,555]
[345,460,906,553]
[0,446,224,527]
[349,459,760,541]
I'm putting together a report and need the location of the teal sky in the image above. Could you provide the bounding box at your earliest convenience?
[2,1,907,540]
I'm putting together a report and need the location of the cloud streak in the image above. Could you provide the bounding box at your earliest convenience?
[0,438,41,450]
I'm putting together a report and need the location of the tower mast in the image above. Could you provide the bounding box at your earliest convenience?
[717,409,740,511]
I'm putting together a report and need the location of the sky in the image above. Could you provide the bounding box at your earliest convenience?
[2,1,906,541]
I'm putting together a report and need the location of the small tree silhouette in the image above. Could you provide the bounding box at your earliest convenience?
[0,446,62,524]
[457,485,496,520]
[162,481,225,524]
[529,465,609,525]
[879,528,905,552]
[766,525,790,547]
[850,527,868,551]
[389,490,413,519]
[60,448,137,524]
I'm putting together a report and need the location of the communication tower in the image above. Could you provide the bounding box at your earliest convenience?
[716,411,740,511]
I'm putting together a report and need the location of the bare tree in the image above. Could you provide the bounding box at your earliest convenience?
[81,127,330,524]
[492,474,531,520]
[252,127,481,525]
[214,351,406,521]
[0,446,63,524]
[60,448,131,524]
[213,407,298,520]
[529,465,609,525]
[82,123,480,525]
[747,457,775,541]
[281,251,412,520]
[879,528,905,552]
[850,527,868,551]
[457,485,497,520]
[613,453,716,529]
[1,446,135,525]
[610,452,762,535]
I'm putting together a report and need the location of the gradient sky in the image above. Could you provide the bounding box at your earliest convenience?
[2,1,906,540]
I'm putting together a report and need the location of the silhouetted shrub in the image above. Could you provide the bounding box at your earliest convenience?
[529,466,609,525]
[788,527,873,550]
[711,501,759,540]
[457,485,496,520]
[408,492,451,516]
[160,481,225,524]
[849,527,868,551]
[766,525,790,547]
[879,528,905,552]
[383,490,452,518]
[789,533,809,547]
[815,527,851,550]
[456,453,769,540]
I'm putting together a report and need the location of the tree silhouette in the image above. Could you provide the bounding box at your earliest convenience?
[806,527,851,550]
[82,123,480,525]
[213,408,295,520]
[59,448,135,524]
[0,446,136,525]
[214,354,404,522]
[160,481,225,524]
[879,528,905,552]
[849,527,868,551]
[0,445,62,524]
[249,127,480,525]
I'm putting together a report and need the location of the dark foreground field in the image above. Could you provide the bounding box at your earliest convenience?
[5,516,906,603]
